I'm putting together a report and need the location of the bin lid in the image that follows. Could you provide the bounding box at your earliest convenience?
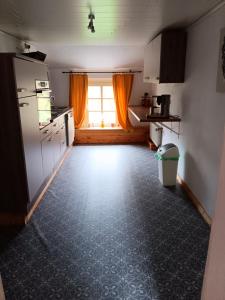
[155,143,179,160]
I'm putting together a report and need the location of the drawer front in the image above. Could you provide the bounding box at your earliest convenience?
[51,120,59,131]
[40,124,52,140]
[52,114,65,132]
[57,114,65,127]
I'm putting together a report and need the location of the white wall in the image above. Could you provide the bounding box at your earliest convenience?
[201,127,225,300]
[154,5,225,216]
[49,69,69,106]
[0,31,24,52]
[0,30,37,54]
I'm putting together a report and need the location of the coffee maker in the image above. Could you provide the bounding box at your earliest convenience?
[150,94,171,118]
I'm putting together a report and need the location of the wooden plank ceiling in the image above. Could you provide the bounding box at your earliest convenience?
[0,0,223,45]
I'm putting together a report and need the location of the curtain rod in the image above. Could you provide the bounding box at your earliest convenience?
[62,70,142,74]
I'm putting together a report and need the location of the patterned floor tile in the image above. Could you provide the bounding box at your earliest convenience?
[0,145,210,299]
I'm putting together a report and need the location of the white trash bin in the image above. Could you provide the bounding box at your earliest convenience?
[155,143,179,186]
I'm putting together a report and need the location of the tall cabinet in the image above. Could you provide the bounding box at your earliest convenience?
[0,54,69,225]
[14,58,46,201]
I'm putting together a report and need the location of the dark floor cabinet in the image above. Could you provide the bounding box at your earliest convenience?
[0,54,71,225]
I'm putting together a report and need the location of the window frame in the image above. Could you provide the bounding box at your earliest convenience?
[84,79,119,128]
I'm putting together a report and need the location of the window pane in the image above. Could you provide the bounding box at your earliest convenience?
[103,99,115,111]
[103,86,114,98]
[89,112,102,124]
[88,86,101,98]
[88,99,101,111]
[103,112,116,125]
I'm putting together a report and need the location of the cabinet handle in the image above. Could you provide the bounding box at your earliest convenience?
[19,102,29,107]
[36,89,52,94]
[17,88,27,93]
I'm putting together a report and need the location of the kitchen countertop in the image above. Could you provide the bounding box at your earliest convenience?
[128,106,181,123]
[39,106,72,130]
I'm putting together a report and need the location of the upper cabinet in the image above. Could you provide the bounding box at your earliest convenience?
[14,58,37,98]
[144,30,187,84]
[14,57,49,98]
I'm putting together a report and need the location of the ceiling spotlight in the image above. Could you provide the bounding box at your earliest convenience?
[88,12,95,33]
[88,20,93,30]
[88,13,95,20]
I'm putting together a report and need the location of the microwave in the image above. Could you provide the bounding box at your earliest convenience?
[35,80,50,90]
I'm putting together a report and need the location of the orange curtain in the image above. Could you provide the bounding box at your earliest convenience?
[112,74,134,130]
[69,74,88,129]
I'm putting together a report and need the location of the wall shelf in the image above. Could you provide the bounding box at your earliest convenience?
[129,106,181,136]
[129,106,181,123]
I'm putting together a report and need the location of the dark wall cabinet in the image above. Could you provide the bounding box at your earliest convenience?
[0,54,73,224]
[143,30,187,83]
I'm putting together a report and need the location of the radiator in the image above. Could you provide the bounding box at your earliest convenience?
[150,123,163,147]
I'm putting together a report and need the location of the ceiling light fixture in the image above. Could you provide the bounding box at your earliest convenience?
[88,13,95,33]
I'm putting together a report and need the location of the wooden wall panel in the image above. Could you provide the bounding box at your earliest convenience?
[75,128,149,144]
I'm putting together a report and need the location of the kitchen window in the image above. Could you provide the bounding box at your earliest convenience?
[83,81,119,128]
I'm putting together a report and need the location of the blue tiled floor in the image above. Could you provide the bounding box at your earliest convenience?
[0,145,210,299]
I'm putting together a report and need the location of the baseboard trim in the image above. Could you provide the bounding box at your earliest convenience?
[0,213,26,226]
[177,175,212,225]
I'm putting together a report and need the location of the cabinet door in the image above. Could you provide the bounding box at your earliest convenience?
[33,63,49,81]
[143,43,152,82]
[14,58,49,98]
[14,58,36,98]
[68,111,75,146]
[19,96,43,201]
[41,135,54,180]
[59,123,67,154]
[143,35,161,83]
[52,130,61,166]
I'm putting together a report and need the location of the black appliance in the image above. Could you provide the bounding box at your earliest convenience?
[151,94,171,118]
[22,51,47,62]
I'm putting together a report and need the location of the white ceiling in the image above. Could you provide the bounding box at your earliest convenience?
[0,0,223,68]
[0,0,222,45]
[34,45,145,69]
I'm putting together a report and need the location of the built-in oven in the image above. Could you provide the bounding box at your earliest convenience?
[36,80,53,126]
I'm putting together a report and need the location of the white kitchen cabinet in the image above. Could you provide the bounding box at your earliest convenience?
[65,110,75,146]
[59,123,67,154]
[41,134,54,180]
[19,96,44,201]
[143,30,187,84]
[144,35,161,83]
